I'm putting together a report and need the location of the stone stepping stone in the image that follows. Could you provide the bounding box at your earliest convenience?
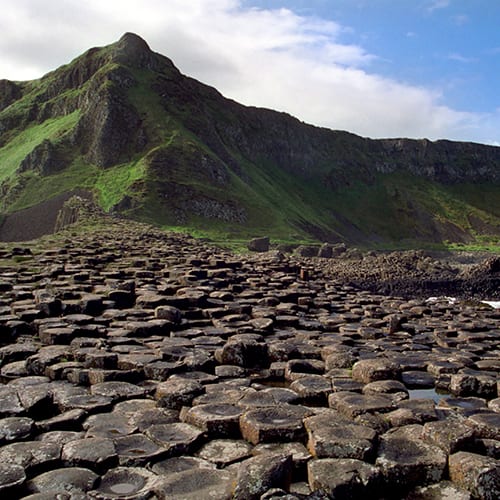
[437,397,488,416]
[422,419,475,454]
[0,440,61,474]
[113,399,157,415]
[114,433,167,466]
[154,467,236,500]
[307,458,381,499]
[196,439,253,467]
[240,405,312,444]
[90,466,159,499]
[232,453,293,500]
[0,416,34,443]
[62,437,117,472]
[145,422,203,457]
[467,413,500,440]
[90,382,147,402]
[0,463,26,495]
[290,375,332,403]
[449,451,499,500]
[181,403,242,437]
[155,376,205,410]
[401,371,435,388]
[304,413,377,460]
[450,373,497,398]
[58,394,114,413]
[351,358,401,383]
[215,334,269,368]
[285,359,325,381]
[331,378,364,393]
[375,425,447,494]
[25,467,98,495]
[84,413,137,439]
[399,399,438,423]
[35,430,85,445]
[127,408,179,433]
[328,391,395,418]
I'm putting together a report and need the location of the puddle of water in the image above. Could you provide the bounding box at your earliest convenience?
[408,388,448,402]
[110,483,138,494]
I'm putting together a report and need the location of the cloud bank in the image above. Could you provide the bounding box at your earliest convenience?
[0,0,498,144]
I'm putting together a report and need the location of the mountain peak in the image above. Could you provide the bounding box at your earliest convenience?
[117,33,151,53]
[111,32,155,68]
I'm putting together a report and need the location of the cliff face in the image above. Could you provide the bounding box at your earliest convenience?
[0,33,499,245]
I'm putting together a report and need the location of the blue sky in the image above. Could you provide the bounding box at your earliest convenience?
[246,0,499,113]
[0,0,499,144]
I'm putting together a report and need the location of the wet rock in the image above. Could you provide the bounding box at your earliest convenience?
[307,458,381,499]
[233,453,293,500]
[253,442,311,473]
[90,466,159,499]
[114,433,167,466]
[448,451,500,500]
[25,467,98,494]
[240,405,311,444]
[84,412,136,439]
[376,425,447,493]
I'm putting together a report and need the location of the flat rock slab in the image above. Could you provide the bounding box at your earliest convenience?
[90,382,146,402]
[376,425,447,493]
[196,439,253,467]
[114,433,167,466]
[0,440,60,474]
[145,422,204,457]
[26,467,98,494]
[328,391,395,418]
[182,403,242,437]
[307,458,382,498]
[62,437,117,472]
[240,405,312,444]
[90,466,159,499]
[304,414,377,460]
[154,467,236,500]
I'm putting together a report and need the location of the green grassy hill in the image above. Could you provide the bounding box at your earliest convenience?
[0,33,499,249]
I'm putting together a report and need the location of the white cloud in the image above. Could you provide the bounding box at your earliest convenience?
[0,0,497,144]
[427,0,451,13]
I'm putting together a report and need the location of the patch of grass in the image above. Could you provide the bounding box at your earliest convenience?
[0,111,80,184]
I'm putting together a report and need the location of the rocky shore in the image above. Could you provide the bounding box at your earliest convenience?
[0,218,499,499]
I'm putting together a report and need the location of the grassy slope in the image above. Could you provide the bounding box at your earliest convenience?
[0,58,498,250]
